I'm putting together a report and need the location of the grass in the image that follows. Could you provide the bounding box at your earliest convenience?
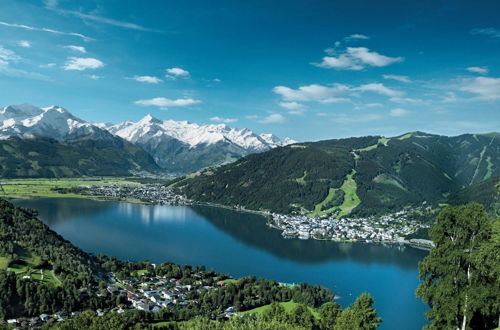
[356,137,391,152]
[373,174,406,190]
[0,256,10,270]
[239,301,320,319]
[309,187,339,217]
[295,171,307,185]
[398,133,413,140]
[0,177,140,199]
[131,269,149,277]
[2,244,62,286]
[309,169,361,218]
[337,170,361,218]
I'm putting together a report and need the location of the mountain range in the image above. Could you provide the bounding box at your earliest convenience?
[172,132,500,217]
[0,104,293,177]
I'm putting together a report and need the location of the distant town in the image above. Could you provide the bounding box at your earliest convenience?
[71,184,433,248]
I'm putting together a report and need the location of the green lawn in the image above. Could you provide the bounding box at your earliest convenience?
[131,269,149,277]
[2,245,62,286]
[0,177,140,199]
[239,301,320,319]
[309,169,361,218]
[337,170,361,218]
[295,171,308,185]
[0,256,10,270]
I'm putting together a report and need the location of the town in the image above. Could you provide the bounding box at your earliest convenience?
[1,267,237,328]
[268,209,432,245]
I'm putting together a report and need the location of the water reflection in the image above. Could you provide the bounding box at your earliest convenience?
[119,203,195,225]
[191,205,427,268]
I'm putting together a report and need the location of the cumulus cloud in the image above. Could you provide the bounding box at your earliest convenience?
[166,67,190,79]
[355,83,403,97]
[134,97,201,109]
[314,47,403,70]
[210,116,238,124]
[273,84,350,103]
[383,74,411,83]
[132,75,162,84]
[258,114,287,124]
[63,57,104,71]
[18,40,31,48]
[466,66,488,74]
[278,101,305,110]
[64,45,86,53]
[470,27,500,38]
[0,21,92,41]
[389,108,411,117]
[460,77,500,101]
[345,34,369,41]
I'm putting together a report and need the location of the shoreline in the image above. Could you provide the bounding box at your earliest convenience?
[7,192,433,250]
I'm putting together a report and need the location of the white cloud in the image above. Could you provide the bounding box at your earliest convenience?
[64,45,86,53]
[460,77,500,101]
[355,83,403,97]
[134,97,201,109]
[278,101,305,110]
[314,47,403,70]
[45,4,153,32]
[0,45,20,63]
[63,57,104,71]
[166,67,190,79]
[348,47,403,67]
[383,74,411,83]
[470,27,500,38]
[345,34,369,41]
[389,108,411,117]
[132,75,162,84]
[0,46,48,80]
[466,66,488,74]
[389,97,427,104]
[210,116,238,124]
[273,84,350,102]
[258,114,287,124]
[245,115,258,119]
[0,21,92,41]
[441,91,460,103]
[18,40,31,48]
[88,74,101,80]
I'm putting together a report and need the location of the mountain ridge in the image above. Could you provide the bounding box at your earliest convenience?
[173,132,500,216]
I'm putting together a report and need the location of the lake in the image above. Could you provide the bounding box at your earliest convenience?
[12,198,428,329]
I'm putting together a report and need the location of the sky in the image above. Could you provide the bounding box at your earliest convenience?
[0,0,499,141]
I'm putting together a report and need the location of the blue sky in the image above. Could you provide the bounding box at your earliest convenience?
[0,0,499,141]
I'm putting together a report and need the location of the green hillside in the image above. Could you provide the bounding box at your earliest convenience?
[173,132,500,216]
[0,136,161,178]
[447,176,500,217]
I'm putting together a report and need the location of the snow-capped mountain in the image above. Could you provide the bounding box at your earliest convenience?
[0,104,112,140]
[101,114,294,151]
[98,114,295,173]
[0,104,295,175]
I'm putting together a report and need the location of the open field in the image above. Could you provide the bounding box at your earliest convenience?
[0,177,141,199]
[2,244,62,286]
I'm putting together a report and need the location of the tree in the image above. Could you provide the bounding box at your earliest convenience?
[319,301,342,329]
[416,203,498,330]
[334,308,359,330]
[351,293,382,330]
[288,303,316,329]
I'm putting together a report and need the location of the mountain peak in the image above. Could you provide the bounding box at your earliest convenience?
[139,114,162,124]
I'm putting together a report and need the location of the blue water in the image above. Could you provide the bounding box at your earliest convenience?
[13,198,428,329]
